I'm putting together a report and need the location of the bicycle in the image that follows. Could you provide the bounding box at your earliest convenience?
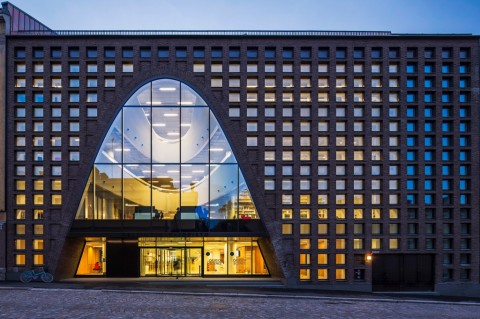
[20,267,54,283]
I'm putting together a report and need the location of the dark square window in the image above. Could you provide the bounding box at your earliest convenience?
[300,48,311,59]
[175,47,187,58]
[104,47,116,58]
[265,48,276,58]
[441,48,452,59]
[459,48,470,59]
[353,48,363,59]
[229,47,240,58]
[87,47,97,58]
[388,48,399,58]
[68,48,80,58]
[33,48,44,59]
[140,47,151,58]
[193,47,205,58]
[122,48,134,58]
[51,47,61,58]
[406,48,417,58]
[15,48,26,58]
[246,48,258,59]
[336,48,346,59]
[282,48,293,59]
[158,47,169,58]
[424,48,435,58]
[371,48,382,58]
[318,48,329,59]
[211,47,222,58]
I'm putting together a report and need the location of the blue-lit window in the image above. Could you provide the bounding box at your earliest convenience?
[460,194,468,205]
[424,93,434,103]
[424,136,434,146]
[424,107,434,117]
[16,93,26,103]
[406,93,416,103]
[300,48,311,59]
[34,93,44,103]
[176,47,187,58]
[459,107,468,117]
[442,180,451,190]
[424,195,434,205]
[371,48,382,58]
[459,122,469,132]
[424,64,433,73]
[158,47,169,58]
[283,48,294,59]
[459,165,468,175]
[424,151,434,161]
[406,122,416,132]
[442,165,451,176]
[69,48,80,58]
[406,194,416,205]
[87,47,97,58]
[459,49,470,59]
[425,180,434,190]
[406,108,416,117]
[335,48,346,59]
[425,165,434,176]
[140,47,151,58]
[407,180,416,190]
[211,47,223,58]
[441,64,451,73]
[33,48,44,59]
[459,64,468,73]
[459,180,468,190]
[318,48,329,59]
[424,78,433,87]
[442,107,452,117]
[104,48,115,58]
[442,151,451,161]
[193,47,205,59]
[246,48,257,59]
[264,48,275,59]
[51,47,62,58]
[424,122,434,132]
[229,47,240,58]
[441,137,452,147]
[406,151,416,161]
[406,136,417,146]
[353,48,363,59]
[441,93,450,103]
[122,48,134,58]
[459,78,468,88]
[441,79,450,88]
[15,48,26,58]
[459,151,468,161]
[459,136,468,147]
[388,48,399,58]
[406,165,416,175]
[406,64,416,73]
[459,93,468,103]
[406,78,416,88]
[441,122,451,132]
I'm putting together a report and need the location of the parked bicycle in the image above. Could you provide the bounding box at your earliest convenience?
[20,267,54,283]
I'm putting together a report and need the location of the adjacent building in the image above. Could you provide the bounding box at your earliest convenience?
[0,2,479,296]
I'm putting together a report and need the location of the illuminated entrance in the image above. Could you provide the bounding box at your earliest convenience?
[76,237,269,277]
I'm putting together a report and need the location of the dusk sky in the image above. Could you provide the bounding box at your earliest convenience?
[10,0,480,34]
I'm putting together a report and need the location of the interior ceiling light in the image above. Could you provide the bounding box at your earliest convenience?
[152,123,166,127]
[164,113,178,117]
[159,87,176,91]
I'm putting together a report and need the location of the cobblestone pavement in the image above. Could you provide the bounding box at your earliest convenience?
[0,287,479,319]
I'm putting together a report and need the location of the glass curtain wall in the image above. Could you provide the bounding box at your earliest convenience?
[75,79,258,221]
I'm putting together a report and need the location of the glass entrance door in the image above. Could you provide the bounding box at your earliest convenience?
[186,248,202,276]
[140,247,203,277]
[157,248,184,276]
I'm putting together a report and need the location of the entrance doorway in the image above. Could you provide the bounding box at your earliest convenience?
[140,247,202,277]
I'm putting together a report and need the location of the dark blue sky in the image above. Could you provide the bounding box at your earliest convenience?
[10,0,480,34]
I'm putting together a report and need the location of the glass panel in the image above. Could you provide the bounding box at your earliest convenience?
[94,164,122,219]
[151,107,180,163]
[124,164,152,220]
[186,248,202,276]
[140,248,157,276]
[180,164,209,219]
[152,164,180,220]
[210,164,238,220]
[125,82,151,106]
[252,241,269,274]
[96,112,122,163]
[228,241,251,274]
[239,171,258,219]
[75,171,94,219]
[158,248,184,276]
[152,79,180,106]
[123,107,151,163]
[204,241,227,275]
[181,82,207,106]
[181,107,209,163]
[209,111,236,164]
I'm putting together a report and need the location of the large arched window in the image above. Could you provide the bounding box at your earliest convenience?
[76,79,258,221]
